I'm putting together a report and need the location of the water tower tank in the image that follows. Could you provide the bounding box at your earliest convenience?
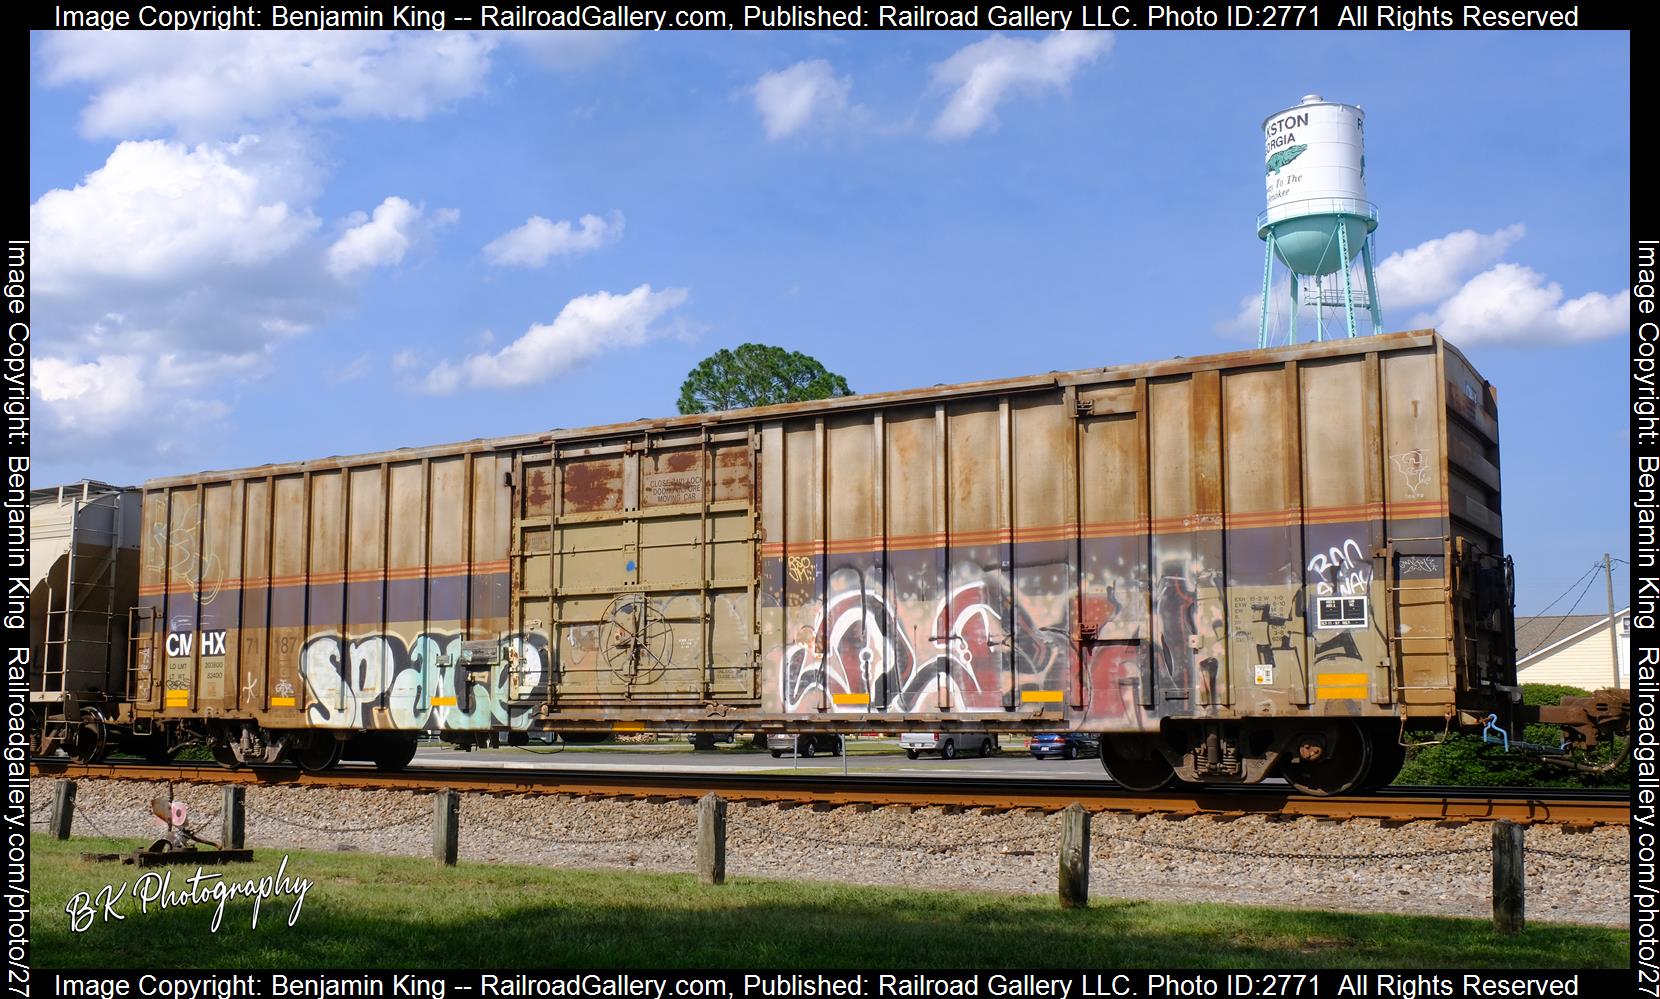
[1259,95,1374,275]
[1255,94,1383,346]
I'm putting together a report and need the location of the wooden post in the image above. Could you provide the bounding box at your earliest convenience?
[433,789,460,866]
[697,793,726,885]
[221,786,245,849]
[50,780,76,841]
[1492,820,1525,933]
[1058,802,1089,908]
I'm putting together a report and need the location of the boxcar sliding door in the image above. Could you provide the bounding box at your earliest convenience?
[509,429,760,707]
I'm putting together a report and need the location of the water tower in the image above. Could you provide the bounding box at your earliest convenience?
[1257,95,1383,347]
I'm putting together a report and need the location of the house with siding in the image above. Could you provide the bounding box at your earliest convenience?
[1514,607,1629,690]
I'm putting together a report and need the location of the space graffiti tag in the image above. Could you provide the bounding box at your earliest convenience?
[298,630,548,731]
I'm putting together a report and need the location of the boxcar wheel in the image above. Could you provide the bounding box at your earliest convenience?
[1362,731,1407,790]
[905,749,919,760]
[211,743,243,770]
[1099,736,1177,792]
[294,736,343,773]
[373,738,419,773]
[1281,721,1373,796]
[66,710,109,765]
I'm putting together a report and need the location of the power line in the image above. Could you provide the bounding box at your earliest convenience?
[1520,567,1604,658]
[1525,561,1601,621]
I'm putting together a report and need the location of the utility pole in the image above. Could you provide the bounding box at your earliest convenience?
[1605,553,1622,689]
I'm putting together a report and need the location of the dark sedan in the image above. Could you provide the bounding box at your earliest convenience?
[1028,733,1100,760]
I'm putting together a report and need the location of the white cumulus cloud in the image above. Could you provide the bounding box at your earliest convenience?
[422,284,689,394]
[1416,263,1628,345]
[32,354,230,465]
[327,197,431,279]
[751,60,852,140]
[37,33,500,140]
[930,33,1112,140]
[1374,224,1525,309]
[483,211,624,267]
[29,136,338,468]
[1220,224,1627,347]
[31,137,317,296]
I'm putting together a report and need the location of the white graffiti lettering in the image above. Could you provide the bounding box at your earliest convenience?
[1307,537,1372,598]
[299,631,547,732]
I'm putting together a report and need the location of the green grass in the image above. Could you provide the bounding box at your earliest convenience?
[30,835,1627,970]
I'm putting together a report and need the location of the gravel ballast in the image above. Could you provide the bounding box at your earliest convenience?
[33,778,1630,927]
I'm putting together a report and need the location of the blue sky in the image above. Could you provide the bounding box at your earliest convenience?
[28,29,1630,614]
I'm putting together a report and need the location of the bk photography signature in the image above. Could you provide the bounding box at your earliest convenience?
[66,856,314,933]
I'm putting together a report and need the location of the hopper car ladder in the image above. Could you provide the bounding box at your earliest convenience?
[40,490,125,700]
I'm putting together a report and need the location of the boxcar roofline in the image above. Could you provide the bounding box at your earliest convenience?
[142,329,1445,489]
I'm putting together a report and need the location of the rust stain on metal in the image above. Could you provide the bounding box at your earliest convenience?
[563,458,622,512]
[524,468,553,515]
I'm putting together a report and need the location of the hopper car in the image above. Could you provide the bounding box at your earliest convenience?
[29,330,1629,794]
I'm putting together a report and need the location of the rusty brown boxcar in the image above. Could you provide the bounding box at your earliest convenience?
[39,329,1619,792]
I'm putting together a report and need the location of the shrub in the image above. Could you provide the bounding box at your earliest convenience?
[1395,683,1629,788]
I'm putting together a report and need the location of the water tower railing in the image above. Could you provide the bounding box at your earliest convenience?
[1257,198,1379,235]
[1301,282,1374,309]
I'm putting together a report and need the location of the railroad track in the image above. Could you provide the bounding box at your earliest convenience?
[30,759,1628,826]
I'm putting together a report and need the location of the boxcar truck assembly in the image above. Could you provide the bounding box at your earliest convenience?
[28,331,1630,794]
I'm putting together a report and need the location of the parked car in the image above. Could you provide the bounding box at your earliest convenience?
[899,732,999,760]
[767,733,844,758]
[685,733,736,750]
[1028,733,1099,760]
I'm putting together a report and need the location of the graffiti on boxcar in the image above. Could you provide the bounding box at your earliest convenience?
[1399,555,1440,576]
[147,507,224,602]
[786,556,816,583]
[1307,538,1371,598]
[1390,449,1431,499]
[778,565,1131,716]
[1240,596,1296,669]
[1152,558,1227,702]
[1313,629,1361,664]
[778,553,1237,719]
[299,630,548,731]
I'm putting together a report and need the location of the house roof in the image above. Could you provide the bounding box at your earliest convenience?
[1516,607,1629,665]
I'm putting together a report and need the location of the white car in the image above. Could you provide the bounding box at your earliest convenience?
[899,732,999,760]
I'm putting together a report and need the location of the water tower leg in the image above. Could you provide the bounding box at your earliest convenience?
[1338,220,1357,339]
[1314,274,1324,341]
[1259,232,1277,349]
[1361,235,1383,333]
[1288,274,1299,344]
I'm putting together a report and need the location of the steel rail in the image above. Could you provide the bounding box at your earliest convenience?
[30,760,1628,826]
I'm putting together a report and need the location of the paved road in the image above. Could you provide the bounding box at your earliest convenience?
[410,743,1109,780]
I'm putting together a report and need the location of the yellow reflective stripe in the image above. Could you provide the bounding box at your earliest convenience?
[430,696,458,707]
[1317,673,1369,686]
[1316,686,1369,700]
[1021,690,1065,703]
[269,696,296,707]
[612,721,645,731]
[831,692,870,705]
